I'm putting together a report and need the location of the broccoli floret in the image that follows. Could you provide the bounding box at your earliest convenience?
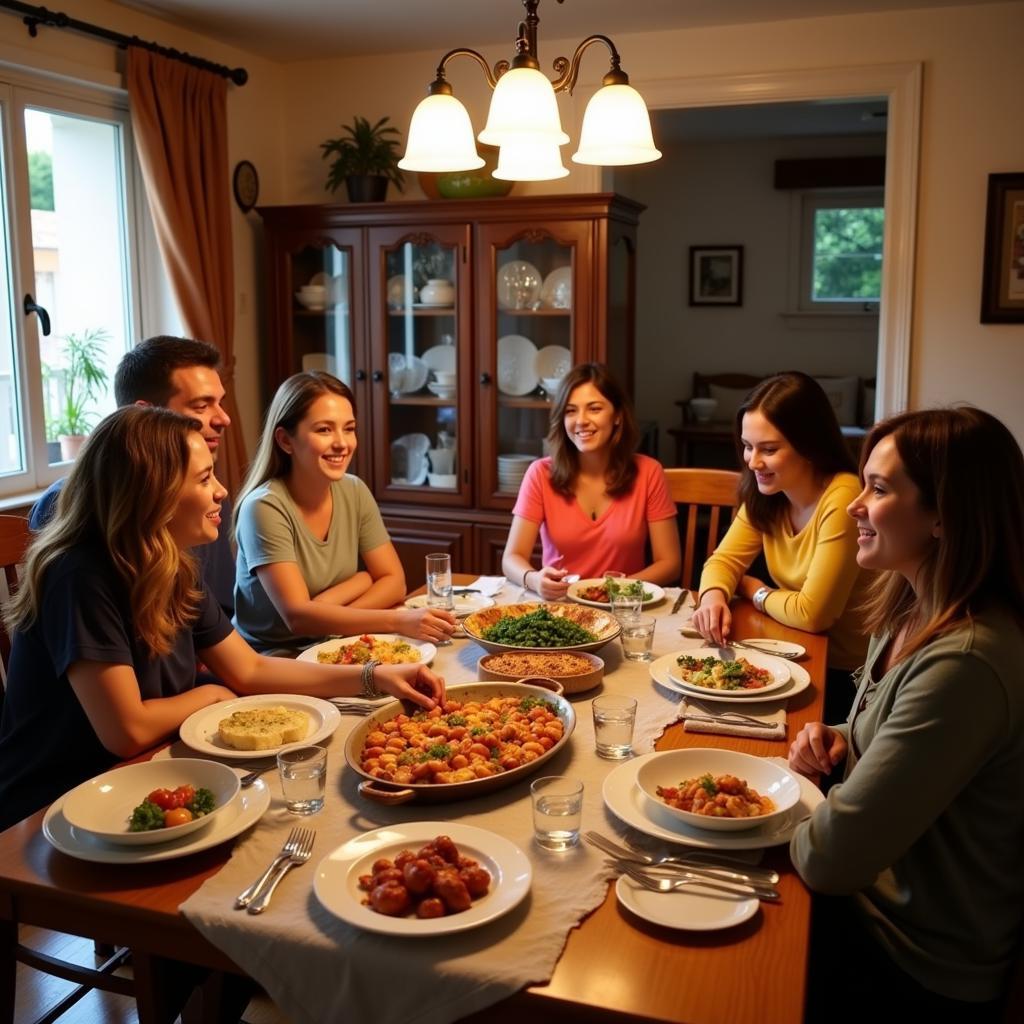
[129,800,166,832]
[187,787,216,818]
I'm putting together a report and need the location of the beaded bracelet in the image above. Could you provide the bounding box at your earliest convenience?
[361,659,383,699]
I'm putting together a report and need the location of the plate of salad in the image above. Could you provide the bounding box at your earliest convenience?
[567,577,665,609]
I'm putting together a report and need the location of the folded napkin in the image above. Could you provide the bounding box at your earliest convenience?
[463,575,505,597]
[680,698,787,741]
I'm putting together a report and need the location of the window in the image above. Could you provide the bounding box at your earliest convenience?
[0,76,142,497]
[794,189,884,313]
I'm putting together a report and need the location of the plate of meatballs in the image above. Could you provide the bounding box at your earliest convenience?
[313,822,532,935]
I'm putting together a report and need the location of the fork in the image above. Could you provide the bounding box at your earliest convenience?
[586,832,779,885]
[682,700,772,729]
[247,829,316,915]
[619,862,779,901]
[723,639,803,660]
[235,828,307,909]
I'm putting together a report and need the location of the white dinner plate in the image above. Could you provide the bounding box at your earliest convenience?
[421,345,456,374]
[650,652,811,705]
[178,694,341,761]
[602,754,823,851]
[666,647,790,697]
[313,821,532,936]
[497,334,539,395]
[404,592,495,617]
[741,637,808,660]
[534,343,572,379]
[42,772,270,864]
[614,873,758,931]
[566,579,666,609]
[297,634,436,666]
[539,267,572,310]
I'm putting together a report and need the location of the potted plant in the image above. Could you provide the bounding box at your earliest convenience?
[44,327,109,461]
[321,116,405,203]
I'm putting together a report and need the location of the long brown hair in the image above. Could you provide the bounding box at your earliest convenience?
[5,406,203,656]
[235,371,356,522]
[546,363,639,498]
[736,372,855,532]
[859,407,1024,659]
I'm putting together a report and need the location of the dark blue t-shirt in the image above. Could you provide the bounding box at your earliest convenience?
[30,479,236,618]
[0,543,231,831]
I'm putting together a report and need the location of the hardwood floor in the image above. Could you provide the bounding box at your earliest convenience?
[14,928,291,1024]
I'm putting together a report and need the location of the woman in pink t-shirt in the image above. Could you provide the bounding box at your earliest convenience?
[502,363,680,600]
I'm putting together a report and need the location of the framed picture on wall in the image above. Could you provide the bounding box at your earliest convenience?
[689,245,743,306]
[980,172,1024,323]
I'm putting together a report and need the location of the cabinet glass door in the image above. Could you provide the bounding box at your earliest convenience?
[478,223,591,509]
[369,226,470,506]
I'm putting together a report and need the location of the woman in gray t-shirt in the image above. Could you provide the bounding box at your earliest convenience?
[233,373,456,654]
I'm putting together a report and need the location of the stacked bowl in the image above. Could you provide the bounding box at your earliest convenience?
[497,454,535,493]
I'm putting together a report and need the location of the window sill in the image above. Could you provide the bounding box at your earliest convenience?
[779,310,879,331]
[0,488,48,515]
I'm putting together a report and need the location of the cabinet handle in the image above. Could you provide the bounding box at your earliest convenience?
[355,369,367,382]
[479,372,492,385]
[372,370,384,382]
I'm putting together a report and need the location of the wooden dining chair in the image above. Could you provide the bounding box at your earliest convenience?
[663,468,742,591]
[0,514,32,691]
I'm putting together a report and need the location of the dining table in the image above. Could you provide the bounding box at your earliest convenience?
[0,577,827,1024]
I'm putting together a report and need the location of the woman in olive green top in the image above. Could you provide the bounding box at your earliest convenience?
[790,407,1024,1017]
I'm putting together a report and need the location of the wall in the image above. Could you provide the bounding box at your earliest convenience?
[279,1,1024,443]
[616,132,884,448]
[0,0,287,453]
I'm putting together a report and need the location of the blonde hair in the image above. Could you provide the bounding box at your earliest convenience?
[5,406,203,656]
[235,371,355,524]
[860,407,1024,660]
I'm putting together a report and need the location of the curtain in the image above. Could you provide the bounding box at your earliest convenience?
[126,48,247,493]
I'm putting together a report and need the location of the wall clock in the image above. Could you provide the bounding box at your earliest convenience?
[232,160,259,213]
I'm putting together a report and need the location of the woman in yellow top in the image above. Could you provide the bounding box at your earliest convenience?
[692,372,869,709]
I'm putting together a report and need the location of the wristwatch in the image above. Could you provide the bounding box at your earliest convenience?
[752,586,772,613]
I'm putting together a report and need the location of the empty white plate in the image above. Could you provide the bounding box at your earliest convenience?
[497,335,539,395]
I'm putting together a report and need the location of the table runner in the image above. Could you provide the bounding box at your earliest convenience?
[180,588,705,1024]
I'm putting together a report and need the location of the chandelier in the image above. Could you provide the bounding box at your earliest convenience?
[398,0,661,182]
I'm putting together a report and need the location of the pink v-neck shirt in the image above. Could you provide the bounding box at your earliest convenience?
[512,455,677,577]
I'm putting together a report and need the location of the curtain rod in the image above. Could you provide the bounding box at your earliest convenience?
[0,0,248,85]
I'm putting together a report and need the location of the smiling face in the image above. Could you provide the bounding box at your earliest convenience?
[563,382,620,456]
[165,366,231,458]
[848,434,941,584]
[167,432,227,549]
[275,392,357,484]
[740,409,815,497]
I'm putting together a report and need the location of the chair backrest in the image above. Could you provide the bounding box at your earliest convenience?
[0,514,31,686]
[663,468,742,591]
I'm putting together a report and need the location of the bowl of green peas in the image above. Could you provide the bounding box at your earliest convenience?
[463,602,621,655]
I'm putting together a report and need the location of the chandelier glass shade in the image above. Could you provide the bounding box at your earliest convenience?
[400,0,660,182]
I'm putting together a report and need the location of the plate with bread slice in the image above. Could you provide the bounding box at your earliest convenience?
[179,694,342,760]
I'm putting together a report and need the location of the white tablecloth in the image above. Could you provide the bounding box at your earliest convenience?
[179,589,704,1024]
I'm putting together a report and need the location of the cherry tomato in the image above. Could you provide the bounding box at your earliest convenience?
[147,788,176,810]
[173,785,195,808]
[163,807,193,828]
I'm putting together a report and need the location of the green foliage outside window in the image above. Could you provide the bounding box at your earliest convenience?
[28,151,54,211]
[812,206,884,302]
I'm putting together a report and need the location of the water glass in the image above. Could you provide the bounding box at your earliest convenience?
[277,744,327,815]
[530,776,584,850]
[592,696,637,759]
[620,614,656,662]
[425,553,454,645]
[610,592,643,622]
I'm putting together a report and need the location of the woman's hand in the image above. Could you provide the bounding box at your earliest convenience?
[393,607,457,643]
[200,684,239,704]
[373,664,446,711]
[737,575,768,602]
[531,565,569,600]
[691,589,731,645]
[789,721,848,783]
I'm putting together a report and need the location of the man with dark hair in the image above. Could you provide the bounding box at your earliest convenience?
[30,335,236,616]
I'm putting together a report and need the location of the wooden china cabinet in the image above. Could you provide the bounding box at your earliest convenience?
[258,194,642,586]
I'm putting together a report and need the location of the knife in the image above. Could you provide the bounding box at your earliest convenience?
[670,589,691,615]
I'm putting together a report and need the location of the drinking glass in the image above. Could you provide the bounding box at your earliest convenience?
[425,552,453,645]
[277,745,327,814]
[530,776,583,850]
[592,696,637,759]
[620,614,656,662]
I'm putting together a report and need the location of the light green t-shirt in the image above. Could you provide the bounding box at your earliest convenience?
[233,476,391,653]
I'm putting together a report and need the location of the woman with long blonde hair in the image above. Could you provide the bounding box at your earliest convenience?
[0,406,444,829]
[790,406,1024,1017]
[233,372,455,654]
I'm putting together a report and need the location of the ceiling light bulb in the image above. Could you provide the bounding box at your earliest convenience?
[572,84,662,166]
[478,67,569,146]
[399,92,485,172]
[493,139,569,181]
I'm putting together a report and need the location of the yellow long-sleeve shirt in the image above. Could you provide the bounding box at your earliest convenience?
[698,472,870,670]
